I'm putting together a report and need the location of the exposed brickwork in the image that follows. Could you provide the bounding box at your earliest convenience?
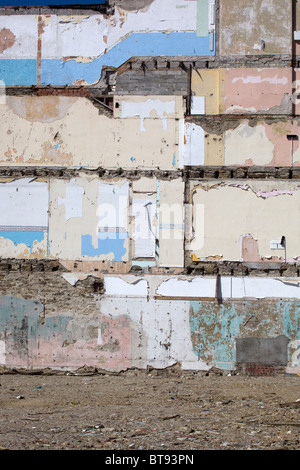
[0,258,299,277]
[0,166,299,180]
[238,363,286,377]
[0,259,64,272]
[0,269,103,316]
[187,261,300,277]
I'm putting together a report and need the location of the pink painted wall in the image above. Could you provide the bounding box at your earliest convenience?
[224,69,292,114]
[264,121,300,166]
[225,120,300,167]
[4,312,132,371]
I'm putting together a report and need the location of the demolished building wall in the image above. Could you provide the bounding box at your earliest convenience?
[0,0,299,376]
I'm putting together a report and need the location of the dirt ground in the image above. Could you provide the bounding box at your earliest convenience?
[0,365,300,453]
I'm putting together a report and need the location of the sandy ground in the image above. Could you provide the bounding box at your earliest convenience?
[0,366,300,453]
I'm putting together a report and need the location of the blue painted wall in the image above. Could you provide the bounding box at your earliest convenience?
[81,232,128,261]
[0,32,214,86]
[0,230,45,252]
[0,59,37,86]
[41,32,214,86]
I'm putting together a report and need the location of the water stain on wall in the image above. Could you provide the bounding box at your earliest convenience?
[0,28,16,54]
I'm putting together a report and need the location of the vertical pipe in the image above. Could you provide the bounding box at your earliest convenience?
[187,64,192,116]
[292,0,296,117]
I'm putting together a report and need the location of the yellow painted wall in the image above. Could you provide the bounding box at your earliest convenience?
[191,69,225,115]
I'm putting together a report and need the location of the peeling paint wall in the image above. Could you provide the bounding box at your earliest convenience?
[188,65,299,166]
[182,118,300,168]
[219,0,292,56]
[0,0,215,86]
[224,69,292,115]
[192,67,294,117]
[0,175,184,267]
[49,177,131,262]
[0,96,181,169]
[4,96,300,168]
[0,274,299,374]
[0,179,48,258]
[225,120,300,167]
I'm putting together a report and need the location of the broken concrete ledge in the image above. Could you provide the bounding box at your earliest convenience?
[0,258,299,277]
[0,362,185,377]
[0,259,66,272]
[0,166,299,180]
[187,261,300,277]
[0,363,233,378]
[0,364,294,378]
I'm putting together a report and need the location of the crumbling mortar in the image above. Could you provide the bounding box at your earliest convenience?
[186,260,300,277]
[1,166,300,181]
[186,114,299,135]
[0,258,299,278]
[0,258,66,273]
[0,4,111,15]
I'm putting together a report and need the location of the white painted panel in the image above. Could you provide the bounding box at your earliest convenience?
[120,99,176,132]
[184,122,205,165]
[97,181,129,231]
[132,199,156,258]
[209,0,216,28]
[221,277,300,299]
[178,118,185,169]
[0,16,37,58]
[156,277,216,297]
[0,340,5,364]
[62,273,88,286]
[58,179,84,220]
[191,96,205,114]
[99,297,208,370]
[104,276,148,297]
[294,31,300,40]
[157,276,300,299]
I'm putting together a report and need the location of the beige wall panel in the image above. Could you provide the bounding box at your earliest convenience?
[49,177,130,262]
[49,177,97,260]
[225,122,274,166]
[205,133,224,166]
[0,97,178,170]
[225,120,300,167]
[158,179,184,267]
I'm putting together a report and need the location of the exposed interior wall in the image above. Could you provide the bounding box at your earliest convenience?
[0,0,214,86]
[0,271,299,374]
[0,0,299,375]
[0,176,185,267]
[4,96,300,169]
[224,120,300,167]
[188,180,300,262]
[0,96,181,169]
